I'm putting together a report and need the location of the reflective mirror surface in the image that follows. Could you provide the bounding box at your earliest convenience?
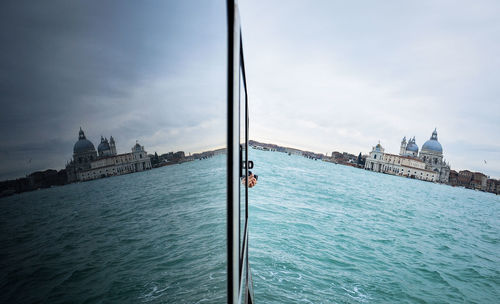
[0,1,228,303]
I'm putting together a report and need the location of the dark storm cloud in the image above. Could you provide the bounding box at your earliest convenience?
[0,1,226,179]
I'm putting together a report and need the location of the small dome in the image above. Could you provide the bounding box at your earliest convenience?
[73,128,96,154]
[98,137,111,153]
[98,142,110,152]
[406,143,418,152]
[374,143,383,152]
[405,136,418,152]
[422,129,443,153]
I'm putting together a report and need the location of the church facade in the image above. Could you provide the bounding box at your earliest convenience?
[364,129,450,183]
[66,128,152,182]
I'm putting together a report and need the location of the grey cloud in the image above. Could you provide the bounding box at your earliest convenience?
[0,1,226,179]
[240,0,500,178]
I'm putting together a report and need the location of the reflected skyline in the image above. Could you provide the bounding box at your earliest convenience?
[0,1,227,180]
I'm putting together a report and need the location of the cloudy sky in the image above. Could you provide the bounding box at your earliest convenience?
[240,0,500,178]
[1,0,499,180]
[0,1,227,180]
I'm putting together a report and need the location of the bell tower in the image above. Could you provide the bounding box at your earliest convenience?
[399,136,407,156]
[109,136,117,155]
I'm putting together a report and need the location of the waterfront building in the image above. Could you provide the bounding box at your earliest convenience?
[419,129,451,182]
[449,170,459,186]
[486,179,500,194]
[66,128,98,182]
[364,129,450,182]
[451,170,498,193]
[365,143,437,181]
[458,170,473,187]
[471,172,487,190]
[66,128,151,182]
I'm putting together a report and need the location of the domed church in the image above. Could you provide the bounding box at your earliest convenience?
[419,129,450,182]
[399,129,450,183]
[66,128,151,182]
[71,127,97,173]
[365,128,451,183]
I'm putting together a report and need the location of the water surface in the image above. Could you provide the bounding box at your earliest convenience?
[0,156,226,303]
[249,148,500,303]
[1,149,499,303]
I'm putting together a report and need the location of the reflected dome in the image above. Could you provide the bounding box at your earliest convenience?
[73,128,96,154]
[98,136,111,153]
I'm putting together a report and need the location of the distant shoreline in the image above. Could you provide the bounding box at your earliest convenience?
[249,140,500,196]
[2,141,498,197]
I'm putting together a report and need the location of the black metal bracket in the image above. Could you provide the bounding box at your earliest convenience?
[245,160,253,170]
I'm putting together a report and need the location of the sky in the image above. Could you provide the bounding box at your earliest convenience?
[0,0,227,180]
[239,0,500,178]
[1,1,499,180]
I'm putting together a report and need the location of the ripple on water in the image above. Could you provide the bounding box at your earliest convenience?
[1,150,499,303]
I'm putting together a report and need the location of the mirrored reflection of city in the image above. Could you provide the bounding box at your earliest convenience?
[0,2,227,303]
[2,1,500,304]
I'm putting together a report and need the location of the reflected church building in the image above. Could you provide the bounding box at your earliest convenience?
[365,129,451,183]
[66,128,152,182]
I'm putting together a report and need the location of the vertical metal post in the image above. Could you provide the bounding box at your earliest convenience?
[241,35,249,228]
[241,37,250,304]
[227,1,240,303]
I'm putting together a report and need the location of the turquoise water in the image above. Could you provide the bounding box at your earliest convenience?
[0,156,227,303]
[249,149,500,303]
[1,149,499,303]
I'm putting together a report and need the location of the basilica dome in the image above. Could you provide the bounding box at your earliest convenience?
[73,128,96,154]
[422,129,443,153]
[98,137,111,153]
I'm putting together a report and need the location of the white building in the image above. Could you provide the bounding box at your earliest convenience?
[364,143,437,182]
[364,129,450,183]
[419,129,450,182]
[66,128,151,182]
